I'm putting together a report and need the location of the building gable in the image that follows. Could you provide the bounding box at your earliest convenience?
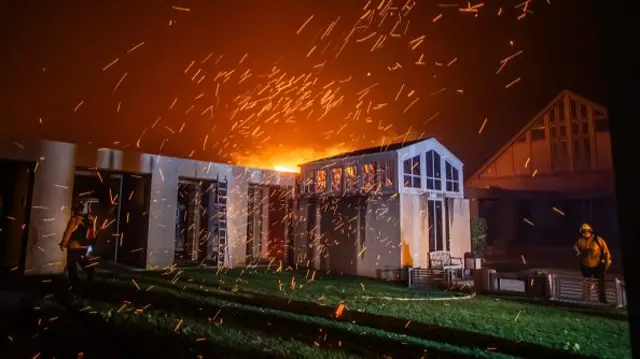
[469,90,611,183]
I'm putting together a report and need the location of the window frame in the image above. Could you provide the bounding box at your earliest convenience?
[402,155,421,190]
[315,169,327,193]
[345,164,360,192]
[444,161,460,193]
[379,160,395,191]
[362,162,378,192]
[330,167,343,193]
[425,150,442,191]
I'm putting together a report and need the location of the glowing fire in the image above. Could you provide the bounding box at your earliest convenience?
[235,146,351,173]
[274,165,299,173]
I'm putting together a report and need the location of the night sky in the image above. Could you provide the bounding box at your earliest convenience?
[0,0,606,175]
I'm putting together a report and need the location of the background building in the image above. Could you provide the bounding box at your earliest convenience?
[465,90,618,271]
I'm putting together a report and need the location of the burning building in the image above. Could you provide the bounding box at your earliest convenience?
[0,135,295,275]
[294,137,471,278]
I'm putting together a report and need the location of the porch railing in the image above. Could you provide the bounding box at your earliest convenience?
[548,274,626,308]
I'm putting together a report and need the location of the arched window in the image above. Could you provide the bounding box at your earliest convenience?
[425,150,442,190]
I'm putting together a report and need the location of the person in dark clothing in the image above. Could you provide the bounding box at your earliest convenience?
[573,223,611,303]
[59,201,97,285]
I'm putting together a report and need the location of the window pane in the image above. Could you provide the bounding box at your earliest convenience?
[426,152,434,177]
[331,168,342,191]
[412,156,421,175]
[362,163,377,189]
[435,179,442,190]
[316,170,327,192]
[346,166,358,190]
[403,159,411,174]
[549,109,556,123]
[379,161,393,189]
[446,181,452,192]
[580,104,587,118]
[531,129,545,141]
[582,122,589,134]
[550,126,557,138]
[452,166,459,181]
[453,181,460,192]
[571,123,578,135]
[570,100,577,119]
[559,125,566,137]
[414,177,421,189]
[558,101,565,121]
[426,178,434,190]
[404,175,411,187]
[433,152,441,177]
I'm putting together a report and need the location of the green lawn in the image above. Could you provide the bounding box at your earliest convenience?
[87,300,360,359]
[85,275,504,358]
[129,267,631,359]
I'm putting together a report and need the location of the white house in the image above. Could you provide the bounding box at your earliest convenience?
[294,138,471,278]
[0,135,295,275]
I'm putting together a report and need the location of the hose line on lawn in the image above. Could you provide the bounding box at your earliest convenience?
[355,293,476,301]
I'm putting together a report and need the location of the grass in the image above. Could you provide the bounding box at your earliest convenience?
[131,267,631,359]
[88,300,360,359]
[84,276,504,358]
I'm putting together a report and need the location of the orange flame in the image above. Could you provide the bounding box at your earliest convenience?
[234,145,351,173]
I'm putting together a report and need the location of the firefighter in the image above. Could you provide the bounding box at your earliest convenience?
[58,200,97,285]
[573,223,611,303]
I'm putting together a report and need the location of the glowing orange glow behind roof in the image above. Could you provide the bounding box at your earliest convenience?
[234,145,351,173]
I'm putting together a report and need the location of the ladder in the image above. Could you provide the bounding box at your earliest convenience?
[216,176,228,268]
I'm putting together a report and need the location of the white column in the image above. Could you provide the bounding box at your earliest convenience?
[227,167,249,268]
[25,141,77,275]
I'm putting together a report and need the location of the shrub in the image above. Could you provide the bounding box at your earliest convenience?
[470,217,488,258]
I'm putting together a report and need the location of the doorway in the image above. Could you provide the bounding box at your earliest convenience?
[73,169,151,268]
[428,199,445,252]
[245,185,291,265]
[175,178,217,265]
[246,185,266,264]
[0,160,35,273]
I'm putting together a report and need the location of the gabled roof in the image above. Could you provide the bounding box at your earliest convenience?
[303,137,431,165]
[468,89,607,180]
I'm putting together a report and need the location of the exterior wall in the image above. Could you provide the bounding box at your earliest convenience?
[594,132,613,170]
[0,135,295,274]
[447,198,472,260]
[399,193,429,269]
[0,137,78,275]
[357,195,401,277]
[293,198,309,267]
